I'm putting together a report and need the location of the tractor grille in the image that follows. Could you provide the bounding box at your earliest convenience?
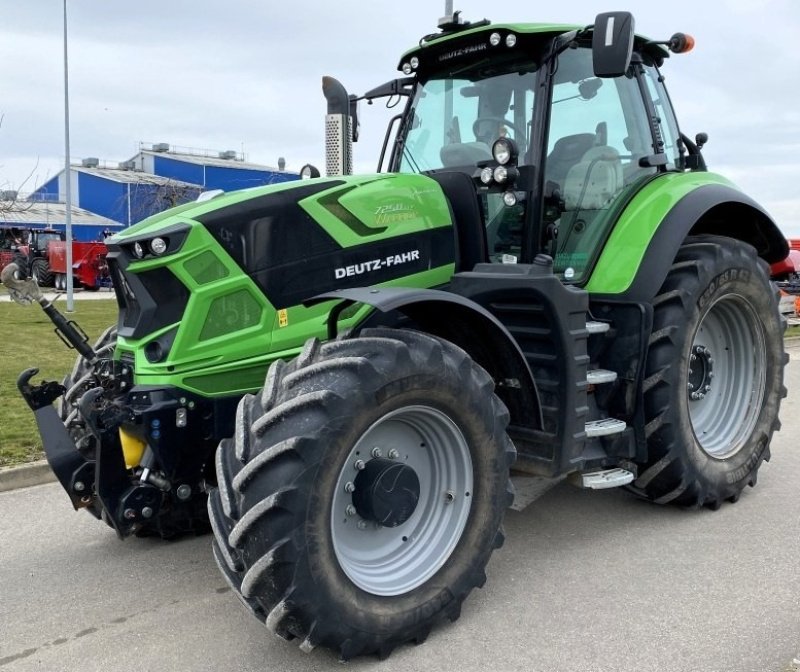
[108,257,189,340]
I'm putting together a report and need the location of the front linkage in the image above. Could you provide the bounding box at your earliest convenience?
[4,263,211,538]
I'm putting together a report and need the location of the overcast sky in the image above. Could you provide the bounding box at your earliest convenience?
[1,1,798,234]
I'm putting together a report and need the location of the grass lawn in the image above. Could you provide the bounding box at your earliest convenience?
[0,298,117,466]
[0,290,797,467]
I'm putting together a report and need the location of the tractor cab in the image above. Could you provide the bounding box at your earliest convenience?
[329,12,700,283]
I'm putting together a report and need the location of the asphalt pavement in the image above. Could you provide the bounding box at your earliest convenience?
[1,352,799,672]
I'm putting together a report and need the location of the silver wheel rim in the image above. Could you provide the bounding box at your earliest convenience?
[331,405,473,596]
[688,294,766,458]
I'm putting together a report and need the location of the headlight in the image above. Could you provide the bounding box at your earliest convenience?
[493,166,508,183]
[410,56,419,69]
[492,137,517,166]
[133,242,144,259]
[490,32,502,46]
[503,191,518,207]
[480,167,494,185]
[402,62,413,75]
[506,34,517,48]
[149,237,168,256]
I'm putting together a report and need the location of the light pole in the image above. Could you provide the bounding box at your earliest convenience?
[63,0,74,311]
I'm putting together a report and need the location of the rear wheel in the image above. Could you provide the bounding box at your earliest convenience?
[633,236,786,508]
[31,258,54,287]
[210,329,515,659]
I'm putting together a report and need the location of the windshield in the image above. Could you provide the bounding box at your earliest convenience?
[399,63,538,173]
[36,233,62,246]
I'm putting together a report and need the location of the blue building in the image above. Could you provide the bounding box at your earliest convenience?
[134,143,296,192]
[31,142,299,232]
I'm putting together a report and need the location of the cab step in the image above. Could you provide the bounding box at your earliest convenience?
[587,368,617,385]
[572,468,635,490]
[585,417,626,437]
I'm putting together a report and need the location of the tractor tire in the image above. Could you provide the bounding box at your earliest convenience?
[209,328,515,660]
[632,235,786,508]
[31,258,54,287]
[60,325,117,429]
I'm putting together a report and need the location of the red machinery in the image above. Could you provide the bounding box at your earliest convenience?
[0,226,109,291]
[46,240,110,291]
[770,238,800,280]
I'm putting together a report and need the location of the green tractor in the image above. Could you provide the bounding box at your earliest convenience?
[6,10,787,660]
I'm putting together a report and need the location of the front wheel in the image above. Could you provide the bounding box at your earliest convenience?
[209,329,515,659]
[633,236,786,508]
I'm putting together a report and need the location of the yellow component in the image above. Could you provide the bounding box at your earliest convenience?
[278,308,289,328]
[119,428,147,469]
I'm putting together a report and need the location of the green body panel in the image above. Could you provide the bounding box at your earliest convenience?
[584,172,738,294]
[112,174,457,397]
[300,173,454,247]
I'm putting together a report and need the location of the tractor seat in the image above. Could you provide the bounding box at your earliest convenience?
[563,146,623,211]
[545,133,597,193]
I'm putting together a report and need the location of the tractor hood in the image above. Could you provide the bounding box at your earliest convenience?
[104,174,457,394]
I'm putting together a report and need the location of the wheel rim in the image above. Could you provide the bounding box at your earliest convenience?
[688,294,766,458]
[331,405,473,596]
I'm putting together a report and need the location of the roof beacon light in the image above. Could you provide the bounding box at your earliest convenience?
[668,32,695,54]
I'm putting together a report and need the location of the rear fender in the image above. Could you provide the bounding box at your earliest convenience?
[306,287,543,431]
[587,177,788,302]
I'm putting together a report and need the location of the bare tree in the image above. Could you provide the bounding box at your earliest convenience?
[0,113,38,217]
[123,177,201,224]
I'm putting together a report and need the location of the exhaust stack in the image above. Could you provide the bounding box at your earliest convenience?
[322,76,353,176]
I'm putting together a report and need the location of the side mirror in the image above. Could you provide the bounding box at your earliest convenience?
[592,12,635,78]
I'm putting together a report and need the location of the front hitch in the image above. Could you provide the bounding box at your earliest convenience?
[17,368,95,511]
[8,264,142,537]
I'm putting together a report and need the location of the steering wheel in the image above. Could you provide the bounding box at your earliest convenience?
[472,117,526,142]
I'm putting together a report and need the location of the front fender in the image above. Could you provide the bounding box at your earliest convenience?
[306,286,542,431]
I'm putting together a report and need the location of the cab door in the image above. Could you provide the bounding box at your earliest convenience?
[542,45,657,282]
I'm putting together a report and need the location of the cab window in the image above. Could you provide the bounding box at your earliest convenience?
[543,46,655,281]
